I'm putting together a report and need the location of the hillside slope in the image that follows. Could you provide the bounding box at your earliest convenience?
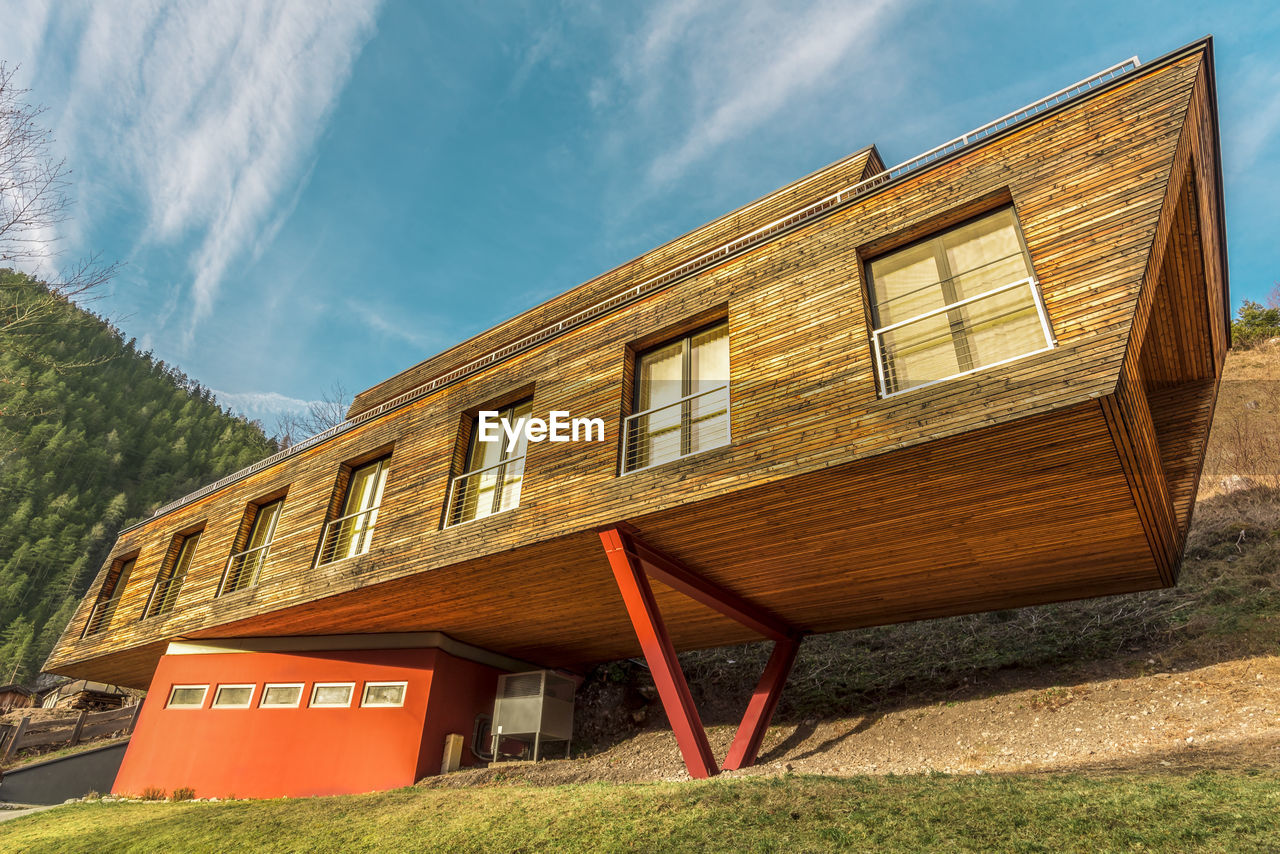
[0,270,277,685]
[551,342,1280,780]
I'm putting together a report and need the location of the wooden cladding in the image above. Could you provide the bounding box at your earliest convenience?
[47,42,1228,687]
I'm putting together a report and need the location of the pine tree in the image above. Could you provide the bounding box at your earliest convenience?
[0,269,276,685]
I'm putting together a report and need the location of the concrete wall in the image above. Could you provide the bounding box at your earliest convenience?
[0,742,128,805]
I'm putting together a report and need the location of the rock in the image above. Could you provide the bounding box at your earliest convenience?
[64,798,78,804]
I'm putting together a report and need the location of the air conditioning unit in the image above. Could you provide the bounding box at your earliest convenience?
[490,670,575,762]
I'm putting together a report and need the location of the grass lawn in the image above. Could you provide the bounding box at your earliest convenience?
[1,771,1277,853]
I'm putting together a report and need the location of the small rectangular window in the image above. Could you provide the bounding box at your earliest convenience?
[220,499,284,596]
[260,683,304,708]
[166,685,208,709]
[623,322,730,473]
[82,556,137,637]
[360,682,407,708]
[309,682,355,708]
[317,458,389,566]
[211,684,256,708]
[867,207,1054,395]
[447,399,532,526]
[144,532,200,619]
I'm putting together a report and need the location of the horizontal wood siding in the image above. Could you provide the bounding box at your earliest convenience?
[48,48,1224,685]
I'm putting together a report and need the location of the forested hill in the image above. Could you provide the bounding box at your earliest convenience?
[0,270,277,685]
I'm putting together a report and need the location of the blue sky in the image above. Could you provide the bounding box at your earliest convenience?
[1,1,1276,429]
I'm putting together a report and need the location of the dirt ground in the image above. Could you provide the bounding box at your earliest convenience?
[423,654,1280,787]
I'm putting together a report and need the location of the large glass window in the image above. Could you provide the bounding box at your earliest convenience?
[447,399,532,526]
[623,321,730,472]
[144,532,200,618]
[81,556,136,637]
[317,458,389,565]
[219,499,283,596]
[868,207,1053,395]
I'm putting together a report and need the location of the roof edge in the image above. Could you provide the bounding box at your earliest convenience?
[128,44,1198,535]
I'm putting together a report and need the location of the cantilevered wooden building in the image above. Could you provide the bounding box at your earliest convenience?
[45,38,1228,795]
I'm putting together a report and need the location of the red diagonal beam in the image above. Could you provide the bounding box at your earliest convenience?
[622,536,791,643]
[600,528,718,779]
[722,635,800,770]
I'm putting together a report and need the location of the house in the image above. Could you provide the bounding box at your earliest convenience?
[43,37,1227,796]
[0,685,33,713]
[38,680,129,711]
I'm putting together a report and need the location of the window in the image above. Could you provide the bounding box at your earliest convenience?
[317,458,389,565]
[447,399,532,526]
[310,683,354,708]
[211,684,256,708]
[220,499,284,596]
[143,532,199,618]
[166,685,208,709]
[81,556,137,637]
[360,682,407,708]
[623,322,730,472]
[867,207,1054,396]
[260,683,304,708]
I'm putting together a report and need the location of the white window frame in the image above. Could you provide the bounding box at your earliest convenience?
[622,322,731,474]
[166,684,208,709]
[210,683,257,709]
[258,682,305,708]
[309,682,355,708]
[360,681,408,708]
[865,207,1055,398]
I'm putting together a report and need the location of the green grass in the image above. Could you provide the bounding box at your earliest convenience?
[2,772,1278,853]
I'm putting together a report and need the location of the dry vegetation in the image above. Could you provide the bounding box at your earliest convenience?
[575,345,1280,754]
[1201,339,1280,495]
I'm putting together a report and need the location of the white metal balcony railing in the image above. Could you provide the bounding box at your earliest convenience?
[145,575,184,618]
[81,595,122,637]
[315,506,380,567]
[218,542,271,596]
[872,276,1056,397]
[446,455,527,527]
[622,385,731,474]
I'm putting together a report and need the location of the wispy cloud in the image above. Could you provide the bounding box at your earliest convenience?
[603,0,906,188]
[1225,56,1280,177]
[4,0,381,336]
[343,297,447,352]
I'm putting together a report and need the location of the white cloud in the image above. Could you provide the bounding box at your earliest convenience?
[212,388,312,420]
[610,0,905,187]
[3,0,381,335]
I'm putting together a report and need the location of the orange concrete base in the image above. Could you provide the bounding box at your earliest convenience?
[113,646,500,799]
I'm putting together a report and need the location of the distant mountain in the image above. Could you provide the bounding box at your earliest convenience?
[0,269,277,685]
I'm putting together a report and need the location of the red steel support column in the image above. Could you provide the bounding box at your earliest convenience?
[721,636,800,771]
[600,528,719,779]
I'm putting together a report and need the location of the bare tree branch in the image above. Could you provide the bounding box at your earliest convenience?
[271,381,351,449]
[0,60,119,349]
